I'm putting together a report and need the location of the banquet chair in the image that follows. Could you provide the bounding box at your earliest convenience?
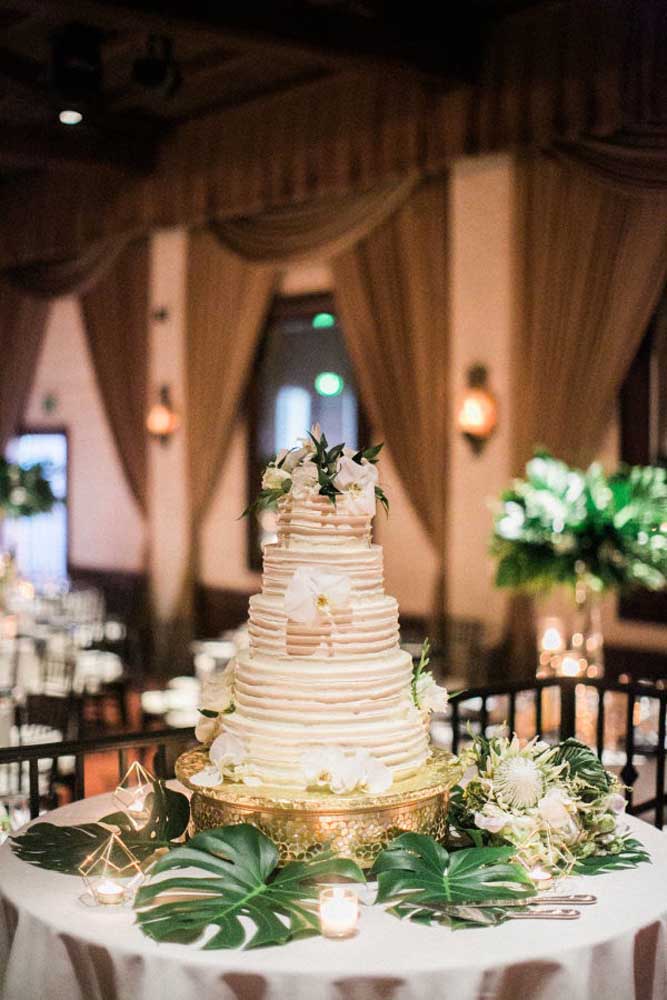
[447,676,667,828]
[0,727,195,819]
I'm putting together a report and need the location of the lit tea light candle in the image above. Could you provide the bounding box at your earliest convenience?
[94,879,125,905]
[127,797,147,816]
[319,886,359,938]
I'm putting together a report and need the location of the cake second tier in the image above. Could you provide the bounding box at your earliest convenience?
[223,647,431,788]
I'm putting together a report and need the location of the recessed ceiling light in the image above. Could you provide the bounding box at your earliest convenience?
[59,109,83,125]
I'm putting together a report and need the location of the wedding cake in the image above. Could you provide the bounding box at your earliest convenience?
[191,427,447,799]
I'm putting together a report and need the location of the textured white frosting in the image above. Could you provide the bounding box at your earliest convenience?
[227,488,431,789]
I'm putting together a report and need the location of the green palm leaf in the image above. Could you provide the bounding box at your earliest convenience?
[11,782,190,874]
[573,838,650,875]
[551,739,612,797]
[371,833,535,929]
[134,824,365,949]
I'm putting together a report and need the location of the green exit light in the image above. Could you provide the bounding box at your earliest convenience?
[314,371,344,397]
[312,312,335,329]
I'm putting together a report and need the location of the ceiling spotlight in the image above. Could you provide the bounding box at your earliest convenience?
[59,109,83,125]
[132,36,182,100]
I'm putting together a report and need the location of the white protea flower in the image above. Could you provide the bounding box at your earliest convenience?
[493,756,544,809]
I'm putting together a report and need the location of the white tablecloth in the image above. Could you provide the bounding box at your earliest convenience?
[0,791,666,1000]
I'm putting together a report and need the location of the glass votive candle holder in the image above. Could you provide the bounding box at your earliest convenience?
[319,886,359,939]
[79,831,144,907]
[113,760,155,829]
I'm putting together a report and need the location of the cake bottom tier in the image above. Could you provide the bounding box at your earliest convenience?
[176,747,457,867]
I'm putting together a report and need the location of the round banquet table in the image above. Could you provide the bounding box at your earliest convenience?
[0,790,666,1000]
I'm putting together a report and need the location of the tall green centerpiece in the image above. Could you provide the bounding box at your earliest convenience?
[0,458,56,608]
[491,452,667,675]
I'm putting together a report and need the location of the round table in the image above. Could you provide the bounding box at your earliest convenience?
[0,791,666,1000]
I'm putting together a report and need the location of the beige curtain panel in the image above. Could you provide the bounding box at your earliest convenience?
[80,238,150,516]
[178,231,277,626]
[512,152,667,472]
[332,176,450,627]
[0,281,49,452]
[210,175,419,264]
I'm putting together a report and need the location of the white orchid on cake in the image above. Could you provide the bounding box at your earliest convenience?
[411,639,448,719]
[190,731,262,788]
[284,566,352,624]
[301,746,393,795]
[243,425,389,517]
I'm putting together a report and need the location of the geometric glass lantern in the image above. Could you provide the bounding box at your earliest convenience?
[79,831,144,906]
[113,760,155,829]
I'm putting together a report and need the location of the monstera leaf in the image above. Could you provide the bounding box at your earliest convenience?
[371,833,535,929]
[11,782,190,874]
[552,739,612,797]
[134,824,365,949]
[573,838,650,875]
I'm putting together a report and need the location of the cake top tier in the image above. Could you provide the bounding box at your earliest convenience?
[244,425,388,545]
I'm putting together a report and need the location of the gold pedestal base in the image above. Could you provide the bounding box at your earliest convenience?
[175,747,458,867]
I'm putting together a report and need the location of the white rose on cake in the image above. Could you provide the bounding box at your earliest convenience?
[262,465,292,492]
[284,566,351,624]
[333,455,378,515]
[290,460,319,499]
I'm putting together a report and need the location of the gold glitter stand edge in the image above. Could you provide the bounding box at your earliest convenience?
[176,746,459,867]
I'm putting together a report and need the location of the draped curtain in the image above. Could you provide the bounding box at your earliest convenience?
[178,175,448,637]
[506,143,667,678]
[331,177,450,630]
[0,237,134,454]
[179,233,277,631]
[80,238,150,515]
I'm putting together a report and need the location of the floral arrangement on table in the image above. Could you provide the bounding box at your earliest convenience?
[492,451,667,594]
[0,457,56,519]
[447,732,648,876]
[244,424,389,517]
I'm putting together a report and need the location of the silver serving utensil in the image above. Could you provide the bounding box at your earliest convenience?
[469,894,596,908]
[507,907,581,920]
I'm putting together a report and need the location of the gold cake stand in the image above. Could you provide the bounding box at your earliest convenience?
[176,747,459,867]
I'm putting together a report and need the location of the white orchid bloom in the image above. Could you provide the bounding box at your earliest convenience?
[209,732,247,780]
[537,787,580,841]
[284,566,351,624]
[301,747,392,795]
[474,804,513,834]
[189,765,223,788]
[333,455,378,515]
[291,461,320,499]
[262,465,292,491]
[415,673,448,714]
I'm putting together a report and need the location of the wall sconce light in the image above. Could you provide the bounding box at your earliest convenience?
[457,363,498,454]
[146,384,180,445]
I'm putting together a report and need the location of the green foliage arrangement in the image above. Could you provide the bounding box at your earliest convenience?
[371,833,536,929]
[0,458,57,518]
[134,824,365,949]
[448,733,650,876]
[11,782,190,874]
[492,451,667,593]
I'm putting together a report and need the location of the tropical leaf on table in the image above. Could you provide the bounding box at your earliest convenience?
[551,738,612,798]
[370,833,535,929]
[10,781,190,874]
[134,824,365,949]
[573,837,650,875]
